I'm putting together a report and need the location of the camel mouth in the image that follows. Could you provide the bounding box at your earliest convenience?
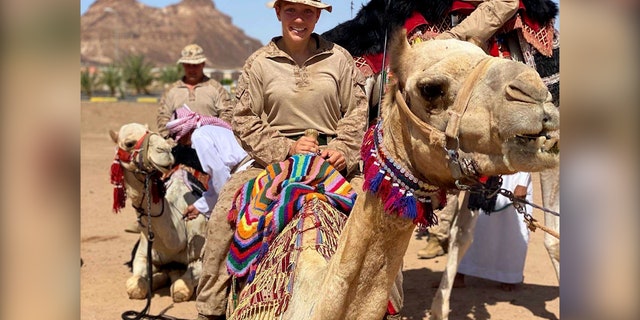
[514,131,559,155]
[147,155,174,174]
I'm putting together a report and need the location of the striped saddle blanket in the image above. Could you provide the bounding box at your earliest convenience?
[226,153,357,281]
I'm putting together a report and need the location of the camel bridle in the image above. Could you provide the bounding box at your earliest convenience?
[116,131,159,175]
[115,131,168,218]
[392,58,560,236]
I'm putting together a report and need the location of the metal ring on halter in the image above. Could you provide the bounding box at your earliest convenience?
[445,136,460,153]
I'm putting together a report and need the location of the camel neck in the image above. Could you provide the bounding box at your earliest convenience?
[361,121,443,226]
[309,192,416,320]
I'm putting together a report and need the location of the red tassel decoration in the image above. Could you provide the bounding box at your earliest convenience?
[110,159,126,213]
[361,120,444,227]
[382,184,400,212]
[415,203,428,226]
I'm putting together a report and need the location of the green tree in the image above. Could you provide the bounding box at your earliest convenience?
[158,64,183,85]
[121,54,154,95]
[81,68,99,98]
[99,64,122,97]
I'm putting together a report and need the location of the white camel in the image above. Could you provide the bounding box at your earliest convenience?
[110,123,207,302]
[226,34,559,320]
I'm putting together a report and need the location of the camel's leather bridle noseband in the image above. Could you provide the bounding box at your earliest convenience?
[116,131,159,175]
[394,57,495,185]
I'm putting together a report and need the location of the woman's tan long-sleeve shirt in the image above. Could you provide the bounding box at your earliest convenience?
[233,34,368,174]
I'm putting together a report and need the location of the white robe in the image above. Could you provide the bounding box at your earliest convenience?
[190,125,251,218]
[458,172,533,284]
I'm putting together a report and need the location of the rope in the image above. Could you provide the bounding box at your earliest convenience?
[486,201,559,239]
[376,0,390,119]
[501,189,560,239]
[504,190,559,217]
[527,218,560,239]
[131,172,166,220]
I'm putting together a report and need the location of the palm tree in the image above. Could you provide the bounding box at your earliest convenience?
[121,54,154,95]
[100,64,122,97]
[81,68,99,98]
[157,64,183,85]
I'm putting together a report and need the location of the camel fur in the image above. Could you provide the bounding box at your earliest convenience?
[228,32,559,320]
[110,123,207,302]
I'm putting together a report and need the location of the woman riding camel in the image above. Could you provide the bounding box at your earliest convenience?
[192,1,368,319]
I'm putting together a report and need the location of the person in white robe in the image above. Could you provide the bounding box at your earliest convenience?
[166,105,252,220]
[457,171,533,289]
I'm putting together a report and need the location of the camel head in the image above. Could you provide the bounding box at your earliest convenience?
[383,31,559,188]
[110,123,174,174]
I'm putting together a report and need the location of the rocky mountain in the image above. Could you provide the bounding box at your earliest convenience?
[81,0,262,69]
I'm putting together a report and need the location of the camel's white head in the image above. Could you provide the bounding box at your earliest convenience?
[385,31,559,187]
[110,123,174,174]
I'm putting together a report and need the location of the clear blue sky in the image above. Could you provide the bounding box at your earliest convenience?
[80,0,559,45]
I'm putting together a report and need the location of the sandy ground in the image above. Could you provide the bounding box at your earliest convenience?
[80,101,559,320]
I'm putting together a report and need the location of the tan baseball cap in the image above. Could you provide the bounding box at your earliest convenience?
[177,44,207,65]
[267,0,332,12]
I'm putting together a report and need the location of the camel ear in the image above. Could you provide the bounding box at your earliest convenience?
[109,130,119,143]
[144,124,149,130]
[388,29,411,89]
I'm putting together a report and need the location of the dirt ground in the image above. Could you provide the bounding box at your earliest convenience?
[80,101,559,320]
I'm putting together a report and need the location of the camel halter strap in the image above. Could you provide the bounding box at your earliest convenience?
[116,131,156,174]
[119,132,167,219]
[445,57,494,146]
[394,57,495,182]
[134,132,156,174]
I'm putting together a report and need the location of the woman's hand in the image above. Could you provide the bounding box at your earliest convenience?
[289,136,319,155]
[320,149,346,172]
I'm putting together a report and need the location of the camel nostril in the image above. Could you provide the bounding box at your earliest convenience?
[506,71,548,104]
[506,80,535,104]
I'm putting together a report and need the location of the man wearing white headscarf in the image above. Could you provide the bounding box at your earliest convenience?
[167,105,252,220]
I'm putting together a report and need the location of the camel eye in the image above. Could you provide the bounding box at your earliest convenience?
[124,140,136,149]
[419,84,444,101]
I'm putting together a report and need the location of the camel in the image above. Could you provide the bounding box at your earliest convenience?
[109,123,207,302]
[226,31,559,320]
[321,1,560,317]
